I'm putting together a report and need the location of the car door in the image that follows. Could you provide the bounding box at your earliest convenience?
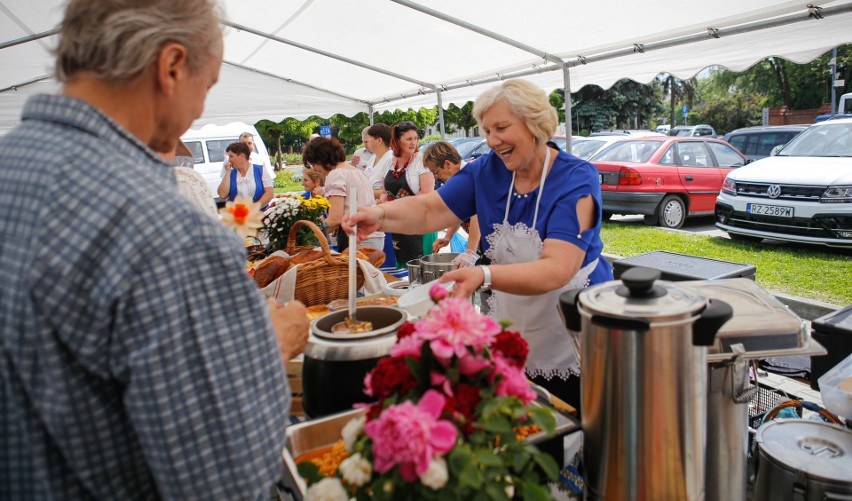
[671,140,721,213]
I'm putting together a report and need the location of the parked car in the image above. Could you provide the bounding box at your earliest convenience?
[715,117,852,247]
[655,124,671,134]
[591,137,748,228]
[668,124,717,138]
[570,136,627,160]
[453,138,487,160]
[722,124,808,161]
[590,129,665,137]
[548,135,584,151]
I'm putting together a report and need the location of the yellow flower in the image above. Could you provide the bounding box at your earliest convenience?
[219,196,263,239]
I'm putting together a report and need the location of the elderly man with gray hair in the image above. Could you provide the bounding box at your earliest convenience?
[0,0,308,499]
[239,130,275,178]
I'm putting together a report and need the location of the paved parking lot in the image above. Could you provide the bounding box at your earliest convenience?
[610,215,726,238]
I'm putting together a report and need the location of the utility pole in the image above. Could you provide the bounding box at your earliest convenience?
[831,47,838,115]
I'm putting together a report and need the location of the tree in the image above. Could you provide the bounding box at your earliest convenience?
[255,117,318,166]
[441,102,477,136]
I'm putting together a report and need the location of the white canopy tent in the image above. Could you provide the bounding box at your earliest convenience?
[2,0,852,136]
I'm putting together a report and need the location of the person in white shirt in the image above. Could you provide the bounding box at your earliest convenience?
[217,142,274,208]
[349,126,374,171]
[239,131,275,179]
[362,123,394,200]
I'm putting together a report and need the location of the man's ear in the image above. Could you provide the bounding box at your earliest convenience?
[156,43,189,95]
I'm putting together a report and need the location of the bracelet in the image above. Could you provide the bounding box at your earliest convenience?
[479,265,492,291]
[378,204,387,231]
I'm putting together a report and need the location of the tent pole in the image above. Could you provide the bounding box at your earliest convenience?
[436,91,446,139]
[0,29,58,50]
[368,105,375,125]
[563,67,572,154]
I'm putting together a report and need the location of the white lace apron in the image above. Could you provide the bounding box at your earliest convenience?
[485,147,597,380]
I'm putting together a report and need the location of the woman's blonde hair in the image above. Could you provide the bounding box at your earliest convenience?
[302,168,324,186]
[473,79,557,145]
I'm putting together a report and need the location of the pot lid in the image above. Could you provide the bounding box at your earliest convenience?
[580,267,707,322]
[756,419,852,482]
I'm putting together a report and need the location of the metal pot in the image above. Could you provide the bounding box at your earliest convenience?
[302,306,406,418]
[406,258,422,285]
[418,252,460,283]
[753,420,852,501]
[559,267,733,501]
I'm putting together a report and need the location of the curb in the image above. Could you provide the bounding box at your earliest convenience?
[601,252,841,321]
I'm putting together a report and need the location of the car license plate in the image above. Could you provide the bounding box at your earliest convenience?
[746,203,793,218]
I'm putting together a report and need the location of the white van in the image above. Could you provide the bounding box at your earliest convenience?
[181,122,273,199]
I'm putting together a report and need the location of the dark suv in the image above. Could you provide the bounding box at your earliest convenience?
[722,124,808,161]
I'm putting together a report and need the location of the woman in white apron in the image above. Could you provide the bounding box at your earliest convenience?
[342,79,613,412]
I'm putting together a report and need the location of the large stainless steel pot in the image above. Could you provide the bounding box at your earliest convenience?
[302,306,406,418]
[559,267,733,501]
[418,252,460,283]
[754,420,852,501]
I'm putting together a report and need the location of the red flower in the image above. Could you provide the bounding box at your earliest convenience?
[443,382,481,426]
[491,330,529,367]
[396,322,416,340]
[366,356,417,400]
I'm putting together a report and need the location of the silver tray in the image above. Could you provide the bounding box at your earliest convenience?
[280,389,579,499]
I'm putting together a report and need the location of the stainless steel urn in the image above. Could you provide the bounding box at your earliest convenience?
[560,267,733,501]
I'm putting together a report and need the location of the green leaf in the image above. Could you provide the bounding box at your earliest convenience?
[484,482,511,501]
[520,481,552,501]
[531,447,561,480]
[459,461,484,488]
[528,406,557,434]
[295,461,322,484]
[480,414,513,434]
[511,450,531,472]
[473,450,503,467]
[404,357,423,386]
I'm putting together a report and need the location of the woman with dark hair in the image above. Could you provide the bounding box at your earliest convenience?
[302,137,384,250]
[217,141,274,208]
[382,121,435,265]
[363,123,393,200]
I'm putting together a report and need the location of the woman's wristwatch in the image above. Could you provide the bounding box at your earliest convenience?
[478,265,492,291]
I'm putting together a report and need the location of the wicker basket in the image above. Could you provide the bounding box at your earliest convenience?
[244,236,267,262]
[286,220,364,307]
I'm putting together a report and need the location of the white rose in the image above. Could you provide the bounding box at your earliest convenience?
[419,456,449,490]
[341,415,365,452]
[338,452,371,487]
[305,477,348,501]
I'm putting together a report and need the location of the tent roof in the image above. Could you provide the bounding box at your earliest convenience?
[2,0,852,132]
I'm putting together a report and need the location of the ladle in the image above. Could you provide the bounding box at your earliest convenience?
[331,187,371,334]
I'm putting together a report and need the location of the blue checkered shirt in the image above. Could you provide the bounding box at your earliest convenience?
[0,95,292,500]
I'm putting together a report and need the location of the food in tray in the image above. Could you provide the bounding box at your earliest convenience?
[252,255,291,288]
[295,439,348,477]
[306,304,331,321]
[358,296,398,307]
[330,317,373,334]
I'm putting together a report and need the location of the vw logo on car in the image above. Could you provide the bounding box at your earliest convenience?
[767,185,782,198]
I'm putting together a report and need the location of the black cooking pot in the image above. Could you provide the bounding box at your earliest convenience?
[302,306,406,419]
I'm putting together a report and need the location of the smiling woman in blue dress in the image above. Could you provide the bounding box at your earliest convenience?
[343,79,613,412]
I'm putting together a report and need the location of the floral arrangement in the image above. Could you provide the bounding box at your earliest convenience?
[262,194,330,252]
[298,285,560,500]
[219,196,263,239]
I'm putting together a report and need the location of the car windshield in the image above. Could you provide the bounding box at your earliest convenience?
[571,140,606,159]
[590,140,661,163]
[455,140,483,158]
[777,122,852,157]
[550,137,567,150]
[669,128,693,137]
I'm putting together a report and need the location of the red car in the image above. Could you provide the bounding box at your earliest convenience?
[591,137,748,228]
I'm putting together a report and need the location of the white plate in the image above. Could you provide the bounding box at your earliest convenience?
[396,279,454,318]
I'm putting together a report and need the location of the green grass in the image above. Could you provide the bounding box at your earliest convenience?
[600,221,852,306]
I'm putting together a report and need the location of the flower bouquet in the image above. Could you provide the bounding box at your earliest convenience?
[262,194,330,252]
[297,285,560,500]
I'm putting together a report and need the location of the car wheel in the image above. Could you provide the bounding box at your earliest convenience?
[657,195,686,229]
[602,211,613,221]
[729,233,763,244]
[643,213,659,226]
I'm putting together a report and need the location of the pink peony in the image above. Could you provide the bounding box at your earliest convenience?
[389,334,424,358]
[429,283,451,302]
[415,298,501,362]
[492,354,536,404]
[364,390,458,481]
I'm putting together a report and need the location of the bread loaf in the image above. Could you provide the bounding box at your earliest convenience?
[253,256,291,288]
[288,249,324,268]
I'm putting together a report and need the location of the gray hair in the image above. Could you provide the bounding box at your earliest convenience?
[239,132,254,141]
[54,0,223,82]
[473,79,558,145]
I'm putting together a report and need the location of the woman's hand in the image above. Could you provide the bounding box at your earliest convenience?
[432,236,451,253]
[440,265,485,299]
[341,205,383,241]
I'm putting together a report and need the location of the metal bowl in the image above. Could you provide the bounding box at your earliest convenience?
[419,252,460,282]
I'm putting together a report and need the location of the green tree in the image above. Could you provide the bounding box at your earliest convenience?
[255,117,318,166]
[441,102,477,136]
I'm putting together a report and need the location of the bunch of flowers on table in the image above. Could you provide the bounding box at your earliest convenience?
[298,285,559,500]
[262,194,330,251]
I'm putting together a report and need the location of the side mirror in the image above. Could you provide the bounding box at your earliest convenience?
[770,145,783,156]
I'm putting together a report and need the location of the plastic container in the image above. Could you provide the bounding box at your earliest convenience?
[396,279,453,318]
[818,352,852,419]
[613,251,756,281]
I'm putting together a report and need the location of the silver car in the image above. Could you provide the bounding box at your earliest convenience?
[715,118,852,247]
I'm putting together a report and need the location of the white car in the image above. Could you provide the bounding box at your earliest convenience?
[715,117,852,248]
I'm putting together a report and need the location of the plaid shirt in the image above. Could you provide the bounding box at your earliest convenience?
[0,95,291,500]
